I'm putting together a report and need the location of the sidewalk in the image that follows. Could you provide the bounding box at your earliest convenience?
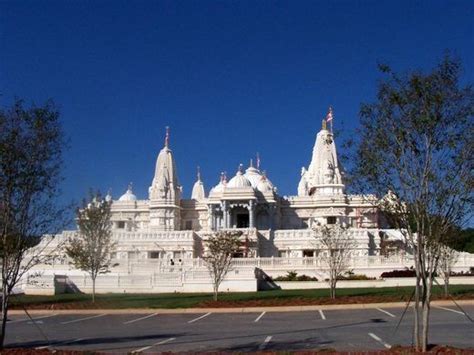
[9,299,474,315]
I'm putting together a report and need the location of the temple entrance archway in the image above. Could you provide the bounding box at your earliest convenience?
[230,206,249,228]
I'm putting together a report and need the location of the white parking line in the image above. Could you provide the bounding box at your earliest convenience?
[9,314,58,323]
[368,332,391,349]
[258,335,272,350]
[132,337,175,353]
[319,310,326,320]
[124,313,158,324]
[35,337,88,350]
[187,312,211,324]
[433,306,464,315]
[254,311,266,322]
[376,308,396,318]
[60,314,107,325]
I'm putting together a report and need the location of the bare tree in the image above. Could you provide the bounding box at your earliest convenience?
[348,55,473,351]
[438,245,458,298]
[203,230,241,301]
[313,224,356,299]
[0,99,67,348]
[66,192,116,302]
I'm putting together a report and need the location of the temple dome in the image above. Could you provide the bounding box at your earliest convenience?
[210,173,227,193]
[227,168,252,188]
[119,185,137,201]
[244,166,262,188]
[256,175,274,193]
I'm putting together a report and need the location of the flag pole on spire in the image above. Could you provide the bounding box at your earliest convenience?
[256,152,261,170]
[165,126,170,147]
[197,166,201,181]
[326,106,334,134]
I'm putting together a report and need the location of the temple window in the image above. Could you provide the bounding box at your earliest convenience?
[327,216,337,225]
[185,220,193,230]
[303,250,314,257]
[236,213,249,228]
[149,251,160,259]
[117,221,125,229]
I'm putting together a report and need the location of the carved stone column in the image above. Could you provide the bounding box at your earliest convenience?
[222,201,230,228]
[249,200,255,228]
[208,204,214,231]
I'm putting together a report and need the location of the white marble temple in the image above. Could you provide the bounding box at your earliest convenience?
[51,115,400,263]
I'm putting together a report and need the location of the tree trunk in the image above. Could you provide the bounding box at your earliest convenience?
[444,275,449,298]
[331,279,337,299]
[92,277,96,303]
[421,282,431,351]
[413,262,421,350]
[0,283,9,349]
[213,284,218,301]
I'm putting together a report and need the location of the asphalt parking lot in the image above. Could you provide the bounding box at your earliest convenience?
[5,305,474,353]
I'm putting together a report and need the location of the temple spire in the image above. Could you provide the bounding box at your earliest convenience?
[299,111,344,196]
[191,165,206,200]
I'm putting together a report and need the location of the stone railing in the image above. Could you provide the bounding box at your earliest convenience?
[29,253,474,276]
[273,229,314,240]
[113,230,195,241]
[273,228,373,240]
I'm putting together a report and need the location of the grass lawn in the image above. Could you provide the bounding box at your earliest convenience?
[9,284,474,310]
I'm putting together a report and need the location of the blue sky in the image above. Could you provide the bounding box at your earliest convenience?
[1,0,473,205]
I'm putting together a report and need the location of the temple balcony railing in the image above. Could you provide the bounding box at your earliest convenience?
[272,228,375,240]
[112,230,196,241]
[196,228,258,241]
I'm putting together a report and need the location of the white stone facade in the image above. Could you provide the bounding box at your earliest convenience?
[54,118,394,263]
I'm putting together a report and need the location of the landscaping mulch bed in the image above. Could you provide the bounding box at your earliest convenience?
[0,350,86,354]
[2,345,474,354]
[10,293,474,310]
[386,345,474,354]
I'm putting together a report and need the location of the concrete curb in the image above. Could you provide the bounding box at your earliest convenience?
[8,299,474,315]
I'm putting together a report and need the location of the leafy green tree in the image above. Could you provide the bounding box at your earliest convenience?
[349,55,473,351]
[0,99,67,348]
[203,231,241,301]
[66,192,116,302]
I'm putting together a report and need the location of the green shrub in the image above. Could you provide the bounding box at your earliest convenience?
[273,271,318,282]
[330,271,376,281]
[296,274,318,281]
